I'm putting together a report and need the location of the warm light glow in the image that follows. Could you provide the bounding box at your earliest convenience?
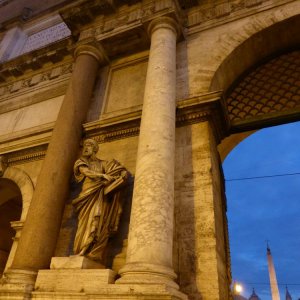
[234,283,243,294]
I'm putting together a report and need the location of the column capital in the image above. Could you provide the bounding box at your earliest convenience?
[74,41,108,64]
[147,16,180,38]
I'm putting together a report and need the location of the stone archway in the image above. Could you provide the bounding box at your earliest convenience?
[0,178,22,276]
[0,167,34,275]
[2,167,34,222]
[209,14,300,94]
[218,49,300,161]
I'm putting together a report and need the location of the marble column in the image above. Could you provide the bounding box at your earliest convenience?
[118,17,179,288]
[8,43,105,278]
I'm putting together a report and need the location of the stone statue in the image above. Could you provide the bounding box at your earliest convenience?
[72,139,128,264]
[0,155,7,177]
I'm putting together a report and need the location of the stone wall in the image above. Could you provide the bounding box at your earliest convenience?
[175,122,230,300]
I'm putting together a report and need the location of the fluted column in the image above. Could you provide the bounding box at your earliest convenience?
[118,17,179,288]
[9,43,105,276]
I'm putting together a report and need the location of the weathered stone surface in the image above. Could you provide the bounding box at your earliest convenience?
[0,1,299,300]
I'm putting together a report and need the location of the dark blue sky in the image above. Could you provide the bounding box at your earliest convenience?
[223,121,300,300]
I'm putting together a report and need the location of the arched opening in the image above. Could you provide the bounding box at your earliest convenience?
[222,121,300,299]
[0,178,22,276]
[214,19,300,297]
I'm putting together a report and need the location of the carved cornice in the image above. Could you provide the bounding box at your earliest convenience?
[60,0,117,37]
[0,145,47,167]
[85,92,229,144]
[62,0,184,58]
[0,122,53,158]
[0,61,72,109]
[187,0,295,34]
[61,0,183,36]
[84,110,142,143]
[176,92,230,143]
[0,37,73,83]
[7,147,46,166]
[0,92,229,165]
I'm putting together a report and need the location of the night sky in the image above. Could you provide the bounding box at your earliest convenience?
[223,121,300,300]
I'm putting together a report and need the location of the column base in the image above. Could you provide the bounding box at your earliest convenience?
[32,283,188,300]
[116,262,179,290]
[0,268,37,299]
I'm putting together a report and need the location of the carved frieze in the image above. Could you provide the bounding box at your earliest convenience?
[62,0,183,58]
[1,145,47,166]
[0,38,73,83]
[62,0,180,36]
[0,62,72,103]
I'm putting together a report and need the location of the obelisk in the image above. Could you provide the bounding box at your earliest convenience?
[267,245,281,300]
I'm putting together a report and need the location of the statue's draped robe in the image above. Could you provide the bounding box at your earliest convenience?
[73,157,126,262]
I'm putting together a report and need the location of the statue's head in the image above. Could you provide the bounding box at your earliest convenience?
[0,155,7,177]
[82,139,99,158]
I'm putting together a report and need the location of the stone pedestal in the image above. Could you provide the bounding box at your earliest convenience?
[32,283,186,300]
[50,256,104,269]
[34,269,116,293]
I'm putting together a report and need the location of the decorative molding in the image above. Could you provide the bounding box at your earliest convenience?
[61,0,184,58]
[7,149,46,166]
[0,37,73,83]
[0,92,229,165]
[62,0,181,37]
[176,91,230,143]
[187,0,295,34]
[84,110,142,143]
[0,61,72,109]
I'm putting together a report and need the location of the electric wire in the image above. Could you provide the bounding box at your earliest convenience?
[225,172,300,182]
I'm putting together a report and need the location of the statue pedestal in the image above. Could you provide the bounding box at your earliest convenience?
[50,256,105,269]
[33,256,115,294]
[31,257,187,299]
[34,269,116,293]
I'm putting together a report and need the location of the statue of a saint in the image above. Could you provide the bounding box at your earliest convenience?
[72,139,128,264]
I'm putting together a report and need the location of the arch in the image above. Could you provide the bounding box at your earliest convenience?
[0,167,34,275]
[2,167,34,221]
[209,11,300,93]
[0,178,22,276]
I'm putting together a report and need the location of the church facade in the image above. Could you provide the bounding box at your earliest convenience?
[0,0,299,299]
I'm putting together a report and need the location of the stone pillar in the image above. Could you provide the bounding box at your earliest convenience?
[118,17,179,288]
[3,221,24,274]
[8,43,105,278]
[185,121,230,300]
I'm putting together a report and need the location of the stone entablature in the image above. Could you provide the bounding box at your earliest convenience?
[0,92,228,166]
[0,61,72,114]
[0,37,73,83]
